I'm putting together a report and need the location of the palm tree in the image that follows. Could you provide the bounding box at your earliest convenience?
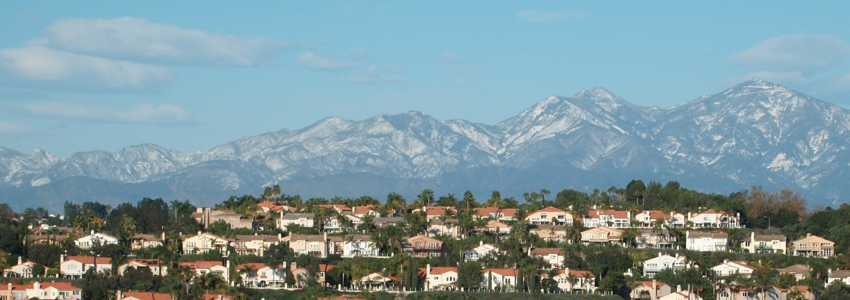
[239,264,257,287]
[566,272,577,292]
[540,189,550,206]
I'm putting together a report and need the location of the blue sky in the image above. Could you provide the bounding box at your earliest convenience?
[2,1,850,156]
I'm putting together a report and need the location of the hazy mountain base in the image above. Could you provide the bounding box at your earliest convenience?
[0,162,747,212]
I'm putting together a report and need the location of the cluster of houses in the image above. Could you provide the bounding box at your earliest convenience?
[3,203,844,299]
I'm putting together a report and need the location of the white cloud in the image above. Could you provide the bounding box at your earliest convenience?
[346,65,405,84]
[441,51,463,63]
[296,52,357,70]
[0,120,39,134]
[727,35,850,72]
[39,17,289,67]
[0,46,175,92]
[347,47,371,60]
[0,90,51,100]
[8,101,192,124]
[518,10,583,22]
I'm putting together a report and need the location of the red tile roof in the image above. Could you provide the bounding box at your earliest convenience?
[236,263,267,270]
[121,292,173,300]
[179,261,224,270]
[200,295,231,300]
[530,248,563,256]
[481,268,519,277]
[587,209,629,219]
[65,256,112,265]
[20,282,81,290]
[418,266,458,275]
[475,207,518,218]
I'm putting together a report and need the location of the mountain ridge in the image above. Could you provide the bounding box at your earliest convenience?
[2,80,848,210]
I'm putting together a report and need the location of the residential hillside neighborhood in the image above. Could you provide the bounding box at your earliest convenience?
[1,183,850,300]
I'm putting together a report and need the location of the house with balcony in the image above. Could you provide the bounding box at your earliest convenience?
[372,217,404,229]
[411,206,457,220]
[256,201,295,214]
[286,233,329,257]
[685,231,728,252]
[583,209,631,228]
[477,219,511,236]
[182,232,230,254]
[3,256,38,278]
[417,265,457,291]
[580,227,623,245]
[688,209,740,228]
[643,253,692,277]
[792,234,834,258]
[828,269,850,286]
[351,205,381,218]
[231,234,282,256]
[741,233,787,254]
[474,207,518,222]
[775,264,810,281]
[525,207,575,225]
[236,262,285,287]
[277,213,315,231]
[60,255,112,279]
[402,235,444,257]
[117,291,173,300]
[480,269,518,291]
[130,233,165,250]
[635,229,677,249]
[529,224,568,242]
[635,210,687,228]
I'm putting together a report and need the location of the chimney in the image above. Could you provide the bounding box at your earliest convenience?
[677,284,681,293]
[196,207,203,213]
[34,281,40,291]
[658,252,662,258]
[218,295,222,300]
[18,256,22,265]
[426,264,431,291]
[60,254,65,266]
[652,280,657,300]
[117,290,123,300]
[480,241,483,246]
[90,230,95,235]
[197,231,202,236]
[807,233,812,237]
[255,232,258,236]
[724,259,728,264]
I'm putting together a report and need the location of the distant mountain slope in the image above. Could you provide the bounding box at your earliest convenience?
[2,80,848,210]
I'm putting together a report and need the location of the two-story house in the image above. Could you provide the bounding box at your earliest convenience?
[411,206,456,221]
[580,227,623,245]
[545,268,595,293]
[9,282,82,300]
[792,233,834,258]
[351,205,381,218]
[130,233,165,250]
[232,234,281,256]
[630,281,672,300]
[775,264,810,281]
[643,253,691,277]
[328,234,379,257]
[178,261,229,282]
[528,248,565,268]
[277,212,315,231]
[584,209,630,228]
[192,208,253,229]
[60,255,112,279]
[3,257,37,278]
[480,269,518,291]
[402,235,443,257]
[685,231,728,252]
[529,224,568,242]
[419,265,458,291]
[474,207,518,222]
[828,269,850,286]
[688,209,740,228]
[428,218,460,238]
[286,233,329,257]
[182,232,230,254]
[636,229,677,249]
[525,207,575,225]
[635,210,686,228]
[478,220,511,236]
[741,232,787,254]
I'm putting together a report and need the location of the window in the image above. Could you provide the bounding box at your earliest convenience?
[428,243,438,249]
[504,278,511,284]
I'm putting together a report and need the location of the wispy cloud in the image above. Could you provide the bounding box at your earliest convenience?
[0,47,176,92]
[0,120,40,135]
[346,65,405,84]
[346,47,371,60]
[37,17,290,67]
[440,51,490,85]
[296,52,357,70]
[726,35,850,72]
[0,90,52,100]
[8,101,193,125]
[517,10,583,23]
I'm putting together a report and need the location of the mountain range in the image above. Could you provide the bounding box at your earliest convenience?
[2,80,848,210]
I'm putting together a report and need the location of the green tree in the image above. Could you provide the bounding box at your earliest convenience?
[457,262,482,290]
